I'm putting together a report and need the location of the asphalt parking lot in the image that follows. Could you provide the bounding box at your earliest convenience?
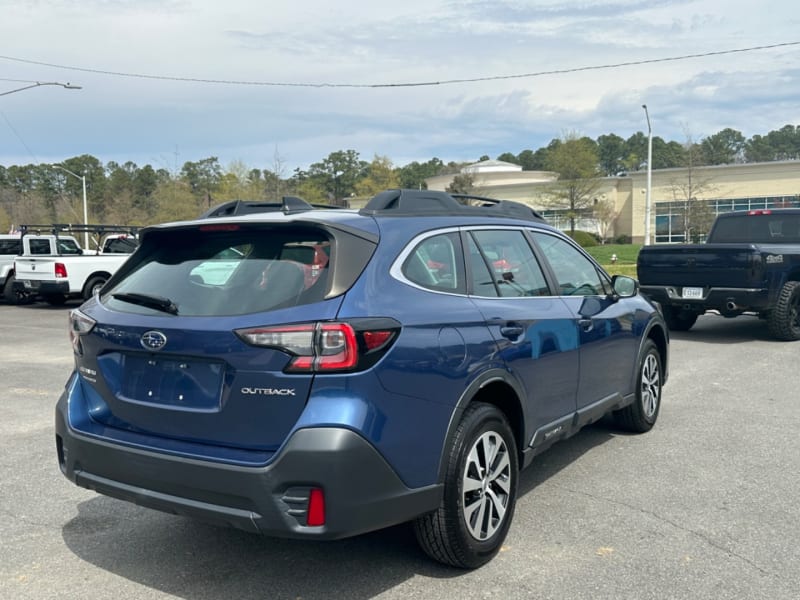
[1,303,798,600]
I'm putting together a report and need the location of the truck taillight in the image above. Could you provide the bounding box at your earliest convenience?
[55,263,68,278]
[68,309,96,354]
[235,319,400,373]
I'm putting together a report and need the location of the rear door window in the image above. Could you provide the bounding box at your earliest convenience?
[402,232,465,293]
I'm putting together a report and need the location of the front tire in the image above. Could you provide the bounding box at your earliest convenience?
[414,402,518,569]
[616,339,662,433]
[767,281,800,341]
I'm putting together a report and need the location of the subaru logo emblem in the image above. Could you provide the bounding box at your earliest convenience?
[141,330,167,350]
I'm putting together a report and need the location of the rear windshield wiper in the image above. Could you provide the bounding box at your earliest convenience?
[112,292,179,315]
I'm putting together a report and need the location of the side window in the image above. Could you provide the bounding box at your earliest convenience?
[58,239,82,255]
[402,232,464,293]
[470,230,549,298]
[532,232,607,296]
[0,239,21,255]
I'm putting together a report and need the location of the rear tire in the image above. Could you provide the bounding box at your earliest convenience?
[3,274,33,305]
[83,276,107,300]
[662,306,698,331]
[616,339,662,433]
[414,402,518,569]
[767,281,800,341]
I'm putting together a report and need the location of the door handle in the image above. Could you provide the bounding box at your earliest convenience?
[579,318,593,332]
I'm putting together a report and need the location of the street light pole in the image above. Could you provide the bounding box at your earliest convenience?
[0,81,82,97]
[642,104,653,246]
[53,165,89,249]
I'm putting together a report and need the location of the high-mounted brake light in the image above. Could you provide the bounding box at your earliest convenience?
[198,224,241,232]
[235,320,399,373]
[747,209,772,216]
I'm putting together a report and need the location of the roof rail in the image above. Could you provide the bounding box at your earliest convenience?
[199,197,342,218]
[359,189,545,222]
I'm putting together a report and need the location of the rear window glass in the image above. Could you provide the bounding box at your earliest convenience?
[103,226,333,316]
[712,214,800,243]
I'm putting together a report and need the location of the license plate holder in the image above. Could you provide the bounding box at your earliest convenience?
[681,286,703,299]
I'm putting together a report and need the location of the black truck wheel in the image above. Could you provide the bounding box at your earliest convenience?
[3,274,33,305]
[662,306,698,331]
[414,402,518,569]
[767,281,800,341]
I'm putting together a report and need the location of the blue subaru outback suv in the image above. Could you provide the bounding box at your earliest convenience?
[57,189,668,568]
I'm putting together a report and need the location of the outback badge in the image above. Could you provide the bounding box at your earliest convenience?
[141,330,167,350]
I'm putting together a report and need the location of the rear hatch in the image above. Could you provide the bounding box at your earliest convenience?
[70,219,377,458]
[637,244,763,288]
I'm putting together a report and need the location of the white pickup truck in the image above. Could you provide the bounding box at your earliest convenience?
[1,233,83,304]
[12,226,138,305]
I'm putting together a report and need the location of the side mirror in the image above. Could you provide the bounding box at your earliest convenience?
[611,275,638,298]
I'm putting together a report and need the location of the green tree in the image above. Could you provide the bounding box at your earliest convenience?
[181,157,223,209]
[397,158,444,189]
[445,173,475,195]
[496,152,520,165]
[744,134,775,162]
[701,128,745,165]
[765,124,800,160]
[624,132,648,171]
[305,150,368,204]
[151,180,202,223]
[517,147,550,171]
[543,134,603,234]
[597,133,627,176]
[355,155,400,197]
[653,138,686,169]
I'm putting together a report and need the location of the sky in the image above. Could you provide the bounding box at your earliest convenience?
[1,0,799,175]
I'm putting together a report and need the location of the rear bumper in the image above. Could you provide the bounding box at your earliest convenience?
[55,391,442,539]
[13,279,68,295]
[639,285,770,313]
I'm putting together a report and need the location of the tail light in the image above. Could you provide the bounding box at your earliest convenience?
[55,263,68,279]
[235,319,400,373]
[69,309,96,354]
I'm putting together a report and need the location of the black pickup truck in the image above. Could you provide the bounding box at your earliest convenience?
[637,208,800,340]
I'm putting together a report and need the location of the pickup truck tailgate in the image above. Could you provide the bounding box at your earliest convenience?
[14,257,58,281]
[637,244,762,288]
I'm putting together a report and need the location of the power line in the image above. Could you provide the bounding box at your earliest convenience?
[1,41,799,89]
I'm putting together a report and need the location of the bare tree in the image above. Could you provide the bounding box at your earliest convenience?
[593,198,619,243]
[668,130,717,242]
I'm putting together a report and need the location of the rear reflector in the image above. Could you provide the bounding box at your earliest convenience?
[307,488,325,526]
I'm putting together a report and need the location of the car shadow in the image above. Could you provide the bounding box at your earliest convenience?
[61,422,616,598]
[669,313,776,344]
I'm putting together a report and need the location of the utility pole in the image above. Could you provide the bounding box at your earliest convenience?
[642,105,653,246]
